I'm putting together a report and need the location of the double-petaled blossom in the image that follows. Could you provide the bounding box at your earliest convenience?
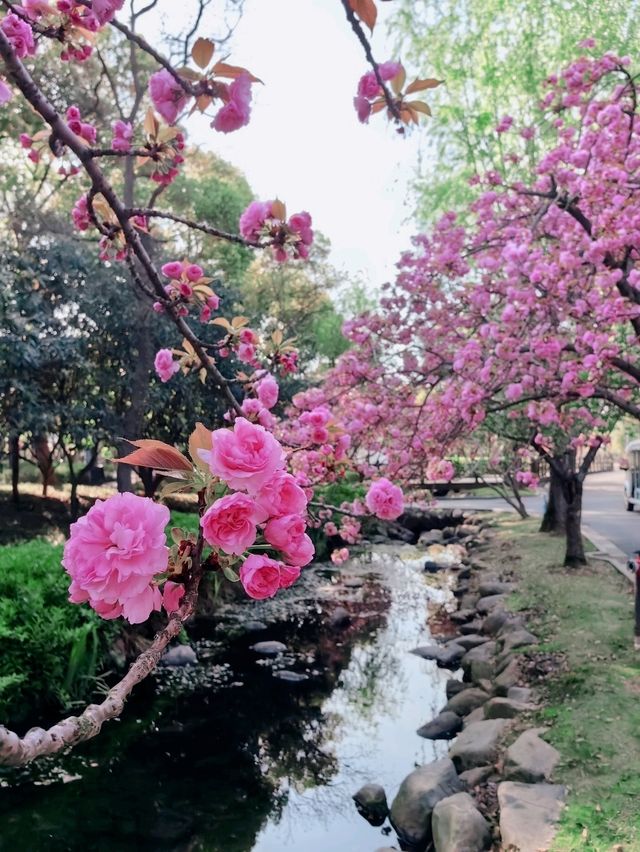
[239,554,298,599]
[353,60,402,123]
[149,69,190,124]
[238,200,314,261]
[264,514,314,566]
[200,492,267,555]
[212,73,253,133]
[1,13,36,59]
[0,79,11,104]
[63,494,170,624]
[365,478,404,520]
[154,348,180,383]
[111,119,133,151]
[200,417,285,494]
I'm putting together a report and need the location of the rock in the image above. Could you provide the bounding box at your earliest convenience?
[463,706,486,727]
[483,697,531,719]
[389,759,463,850]
[452,583,470,599]
[494,658,521,696]
[353,783,389,826]
[342,576,364,588]
[251,640,287,656]
[459,619,484,634]
[456,634,490,650]
[460,593,481,611]
[445,679,469,700]
[456,565,472,580]
[329,606,351,629]
[273,670,308,683]
[461,642,497,682]
[502,628,539,654]
[424,560,444,573]
[443,687,490,716]
[160,645,198,667]
[459,765,493,788]
[508,686,535,704]
[418,529,444,547]
[448,719,509,771]
[476,594,506,614]
[431,792,491,852]
[243,620,268,633]
[496,614,527,636]
[478,580,514,597]
[504,729,561,782]
[481,609,509,635]
[498,782,566,851]
[411,643,466,669]
[450,609,476,625]
[417,711,463,741]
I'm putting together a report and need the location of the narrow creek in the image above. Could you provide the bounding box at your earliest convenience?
[0,544,454,852]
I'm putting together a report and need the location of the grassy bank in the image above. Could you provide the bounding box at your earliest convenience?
[484,515,640,850]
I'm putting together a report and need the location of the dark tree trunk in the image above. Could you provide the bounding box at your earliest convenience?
[635,565,640,650]
[540,465,567,533]
[562,475,585,567]
[9,432,19,505]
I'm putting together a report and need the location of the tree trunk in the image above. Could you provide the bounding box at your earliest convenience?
[563,475,586,567]
[540,464,567,533]
[635,565,640,651]
[9,432,19,506]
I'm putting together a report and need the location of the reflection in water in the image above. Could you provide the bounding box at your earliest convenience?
[0,545,452,852]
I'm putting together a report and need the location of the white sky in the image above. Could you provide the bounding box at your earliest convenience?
[180,0,428,285]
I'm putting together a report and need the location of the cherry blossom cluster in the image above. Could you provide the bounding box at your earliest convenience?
[324,50,640,483]
[239,200,314,261]
[153,259,220,322]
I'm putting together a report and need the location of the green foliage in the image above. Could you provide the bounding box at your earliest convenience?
[390,0,640,221]
[0,539,114,725]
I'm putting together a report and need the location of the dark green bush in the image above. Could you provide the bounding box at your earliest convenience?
[0,539,114,726]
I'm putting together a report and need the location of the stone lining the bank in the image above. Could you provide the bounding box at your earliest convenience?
[353,513,566,852]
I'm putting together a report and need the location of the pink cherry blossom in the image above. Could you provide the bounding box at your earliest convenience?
[239,554,282,599]
[365,478,404,520]
[111,119,133,152]
[256,374,279,409]
[162,580,184,614]
[149,68,190,124]
[154,348,179,383]
[62,493,169,624]
[1,14,36,59]
[200,417,285,494]
[212,73,252,133]
[91,0,124,25]
[0,79,11,104]
[264,514,314,566]
[239,200,273,240]
[255,470,308,518]
[331,547,349,565]
[200,492,266,555]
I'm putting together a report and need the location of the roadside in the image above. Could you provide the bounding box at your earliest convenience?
[485,515,640,849]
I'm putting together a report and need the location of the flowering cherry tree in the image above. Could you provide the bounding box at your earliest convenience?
[323,49,640,566]
[0,0,425,765]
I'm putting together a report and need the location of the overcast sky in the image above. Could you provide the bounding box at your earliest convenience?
[178,0,428,285]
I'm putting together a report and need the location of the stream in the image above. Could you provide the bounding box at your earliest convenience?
[0,544,454,852]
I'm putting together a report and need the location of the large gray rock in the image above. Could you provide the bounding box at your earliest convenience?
[494,658,521,696]
[418,529,444,546]
[476,594,506,614]
[503,729,561,782]
[507,686,535,704]
[417,711,462,741]
[456,634,490,650]
[477,580,514,597]
[502,628,539,654]
[411,643,466,669]
[459,765,493,788]
[160,645,198,667]
[442,687,490,716]
[390,759,463,850]
[462,706,486,727]
[251,640,287,656]
[445,678,470,700]
[483,697,532,719]
[431,792,491,852]
[448,719,509,771]
[498,782,566,851]
[461,642,497,682]
[459,619,484,634]
[481,609,509,635]
[353,783,388,826]
[451,609,476,625]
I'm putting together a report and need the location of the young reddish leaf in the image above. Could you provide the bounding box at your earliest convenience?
[114,439,193,471]
[143,108,158,137]
[212,61,262,84]
[270,199,286,221]
[189,422,213,470]
[231,315,249,328]
[177,67,202,82]
[405,78,443,95]
[272,329,283,346]
[196,94,213,112]
[349,0,377,32]
[191,37,215,69]
[371,100,387,115]
[212,317,233,331]
[391,65,407,96]
[408,100,432,116]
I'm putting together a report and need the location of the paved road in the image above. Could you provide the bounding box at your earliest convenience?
[438,470,640,558]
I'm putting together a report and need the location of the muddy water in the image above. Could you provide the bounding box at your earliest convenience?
[0,545,454,852]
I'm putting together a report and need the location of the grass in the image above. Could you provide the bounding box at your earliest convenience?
[484,516,640,850]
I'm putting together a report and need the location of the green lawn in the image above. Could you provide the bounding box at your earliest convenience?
[485,516,640,850]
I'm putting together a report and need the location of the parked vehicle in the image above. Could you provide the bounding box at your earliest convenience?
[622,439,640,511]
